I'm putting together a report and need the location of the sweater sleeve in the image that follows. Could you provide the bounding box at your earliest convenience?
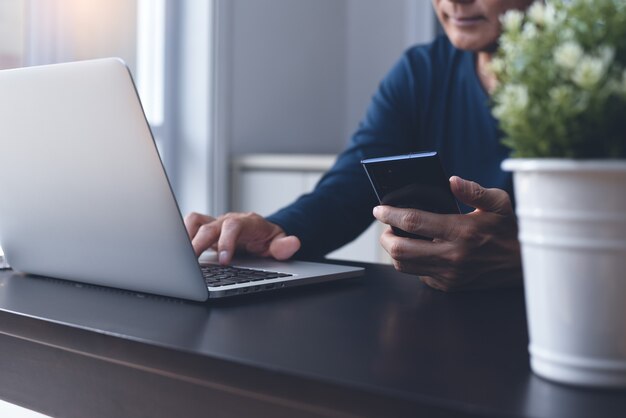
[266,49,425,259]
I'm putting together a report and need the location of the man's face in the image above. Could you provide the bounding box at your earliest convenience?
[432,0,534,52]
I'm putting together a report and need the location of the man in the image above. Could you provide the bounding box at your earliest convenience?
[185,0,534,291]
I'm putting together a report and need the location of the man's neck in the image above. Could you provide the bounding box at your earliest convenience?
[476,52,498,94]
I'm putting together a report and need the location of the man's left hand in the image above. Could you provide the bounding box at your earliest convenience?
[373,176,522,291]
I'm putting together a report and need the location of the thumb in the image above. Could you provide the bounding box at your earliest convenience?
[268,235,301,260]
[449,176,513,215]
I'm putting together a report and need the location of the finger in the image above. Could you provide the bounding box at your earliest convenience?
[373,205,459,240]
[420,276,450,292]
[449,176,513,215]
[216,218,244,265]
[379,227,451,264]
[184,212,215,239]
[191,220,223,257]
[268,235,301,260]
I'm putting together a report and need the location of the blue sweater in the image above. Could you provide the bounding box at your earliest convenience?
[266,36,513,258]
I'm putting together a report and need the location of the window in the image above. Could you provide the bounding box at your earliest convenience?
[136,0,165,127]
[0,1,25,69]
[0,0,220,217]
[25,0,157,140]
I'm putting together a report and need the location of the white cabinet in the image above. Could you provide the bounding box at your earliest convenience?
[232,154,390,264]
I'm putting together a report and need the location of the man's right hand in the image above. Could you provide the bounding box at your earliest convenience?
[184,212,301,265]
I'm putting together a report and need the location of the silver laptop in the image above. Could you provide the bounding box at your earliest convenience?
[0,58,363,301]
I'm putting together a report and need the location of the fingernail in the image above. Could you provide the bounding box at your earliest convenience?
[451,176,464,193]
[219,250,229,265]
[373,206,380,217]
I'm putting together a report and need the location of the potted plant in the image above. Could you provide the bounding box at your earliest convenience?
[492,0,626,387]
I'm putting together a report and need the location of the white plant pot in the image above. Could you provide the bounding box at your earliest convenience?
[502,158,626,388]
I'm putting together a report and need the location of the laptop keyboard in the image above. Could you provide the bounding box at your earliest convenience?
[201,265,293,287]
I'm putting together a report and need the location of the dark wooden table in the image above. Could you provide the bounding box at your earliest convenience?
[1,262,625,418]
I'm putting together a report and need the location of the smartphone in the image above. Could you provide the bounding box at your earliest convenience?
[361,151,460,239]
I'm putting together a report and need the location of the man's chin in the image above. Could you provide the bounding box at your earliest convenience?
[447,34,499,53]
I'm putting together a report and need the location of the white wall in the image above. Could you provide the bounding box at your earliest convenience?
[230,0,347,155]
[344,0,435,142]
[227,0,436,156]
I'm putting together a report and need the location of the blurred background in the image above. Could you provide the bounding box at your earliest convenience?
[0,0,439,262]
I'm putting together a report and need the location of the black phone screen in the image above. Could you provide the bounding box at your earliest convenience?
[361,151,460,239]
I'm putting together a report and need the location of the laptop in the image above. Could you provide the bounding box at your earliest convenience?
[0,58,363,301]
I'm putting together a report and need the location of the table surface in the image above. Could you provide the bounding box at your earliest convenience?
[1,261,625,417]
